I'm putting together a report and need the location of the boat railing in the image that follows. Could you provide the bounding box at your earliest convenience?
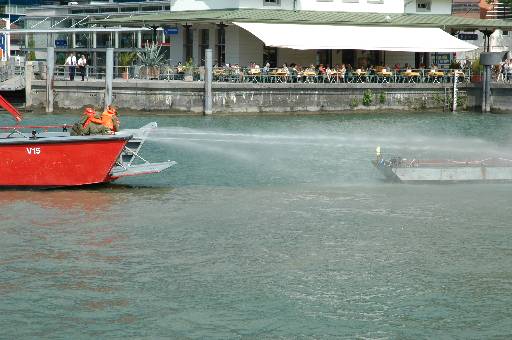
[0,125,72,139]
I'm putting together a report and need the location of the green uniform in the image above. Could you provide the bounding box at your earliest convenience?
[70,114,109,136]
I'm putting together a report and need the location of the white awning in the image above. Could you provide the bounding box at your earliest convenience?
[233,22,477,53]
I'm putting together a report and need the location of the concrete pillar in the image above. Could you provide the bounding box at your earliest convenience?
[114,31,119,49]
[72,33,76,48]
[481,67,486,113]
[452,72,458,112]
[93,32,97,73]
[484,65,491,113]
[105,48,113,109]
[25,61,33,109]
[204,49,213,115]
[46,47,54,113]
[137,31,142,48]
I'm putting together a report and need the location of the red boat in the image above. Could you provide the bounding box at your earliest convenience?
[0,96,175,187]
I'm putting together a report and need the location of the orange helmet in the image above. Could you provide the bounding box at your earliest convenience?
[106,106,117,115]
[84,107,96,116]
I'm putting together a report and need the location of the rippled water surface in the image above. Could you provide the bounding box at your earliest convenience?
[1,112,511,338]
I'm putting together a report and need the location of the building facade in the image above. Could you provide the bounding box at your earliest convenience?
[8,0,505,69]
[161,0,454,69]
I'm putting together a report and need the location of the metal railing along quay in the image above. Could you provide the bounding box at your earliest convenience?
[43,64,512,85]
[0,64,25,83]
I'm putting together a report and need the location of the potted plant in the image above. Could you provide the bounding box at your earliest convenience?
[182,58,195,82]
[449,60,460,70]
[118,52,136,80]
[471,58,483,83]
[137,42,165,79]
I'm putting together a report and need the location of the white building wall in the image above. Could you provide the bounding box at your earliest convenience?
[171,0,404,13]
[297,0,404,13]
[171,0,238,11]
[167,27,184,64]
[171,0,296,11]
[405,0,452,14]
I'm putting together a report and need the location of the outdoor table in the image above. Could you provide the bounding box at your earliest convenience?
[329,72,341,83]
[213,69,227,81]
[401,71,421,83]
[302,71,316,83]
[448,70,465,83]
[247,69,261,83]
[428,71,444,83]
[377,71,393,83]
[354,71,367,83]
[271,70,288,83]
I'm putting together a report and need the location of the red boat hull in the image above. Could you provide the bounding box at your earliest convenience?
[0,136,129,187]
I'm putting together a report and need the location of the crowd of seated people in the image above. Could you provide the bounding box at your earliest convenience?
[167,60,474,84]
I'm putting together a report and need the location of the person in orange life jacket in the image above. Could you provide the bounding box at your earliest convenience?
[82,107,101,127]
[71,107,107,135]
[100,105,120,133]
[82,107,110,135]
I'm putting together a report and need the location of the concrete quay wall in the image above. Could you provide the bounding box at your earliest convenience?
[30,80,508,113]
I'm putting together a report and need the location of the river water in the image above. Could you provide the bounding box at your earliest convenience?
[1,112,511,338]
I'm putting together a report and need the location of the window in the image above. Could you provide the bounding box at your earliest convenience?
[263,46,277,68]
[200,29,209,66]
[317,50,332,67]
[216,24,226,66]
[183,25,193,62]
[263,0,280,6]
[416,0,431,12]
[141,6,162,12]
[120,7,139,12]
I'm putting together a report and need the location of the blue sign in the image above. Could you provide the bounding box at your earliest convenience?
[458,33,478,41]
[55,39,67,47]
[0,34,7,61]
[164,27,179,35]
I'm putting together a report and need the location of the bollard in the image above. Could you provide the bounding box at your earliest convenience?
[46,47,54,113]
[204,49,213,115]
[105,48,113,109]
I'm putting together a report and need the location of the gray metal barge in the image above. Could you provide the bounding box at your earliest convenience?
[372,156,512,182]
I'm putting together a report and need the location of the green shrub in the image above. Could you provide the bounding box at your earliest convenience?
[362,89,373,106]
[379,92,386,104]
[27,36,36,61]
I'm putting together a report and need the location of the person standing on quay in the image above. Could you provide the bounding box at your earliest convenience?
[78,55,87,81]
[65,52,77,81]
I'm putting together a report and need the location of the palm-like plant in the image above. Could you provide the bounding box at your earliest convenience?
[137,42,165,67]
[119,52,137,67]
